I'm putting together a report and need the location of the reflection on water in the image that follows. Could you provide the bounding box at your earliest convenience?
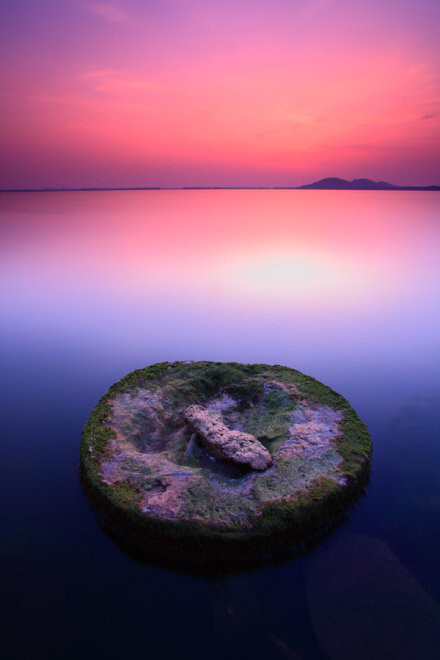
[307,534,440,659]
[1,190,440,659]
[2,190,439,375]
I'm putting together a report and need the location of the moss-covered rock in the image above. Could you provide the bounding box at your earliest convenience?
[80,361,371,566]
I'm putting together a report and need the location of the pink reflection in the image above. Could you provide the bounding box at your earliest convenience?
[1,190,439,376]
[1,190,439,309]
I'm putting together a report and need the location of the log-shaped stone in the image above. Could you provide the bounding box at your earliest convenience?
[184,404,272,471]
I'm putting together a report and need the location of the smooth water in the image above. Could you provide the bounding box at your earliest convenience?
[1,190,440,659]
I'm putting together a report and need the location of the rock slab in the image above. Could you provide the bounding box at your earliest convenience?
[184,404,272,471]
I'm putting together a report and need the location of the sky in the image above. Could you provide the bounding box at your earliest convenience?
[0,0,439,188]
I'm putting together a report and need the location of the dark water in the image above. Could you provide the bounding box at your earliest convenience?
[1,190,440,659]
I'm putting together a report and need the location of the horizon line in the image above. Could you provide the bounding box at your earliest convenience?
[1,177,440,193]
[2,185,440,193]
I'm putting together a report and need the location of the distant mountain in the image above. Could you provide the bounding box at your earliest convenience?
[2,178,439,192]
[297,177,440,191]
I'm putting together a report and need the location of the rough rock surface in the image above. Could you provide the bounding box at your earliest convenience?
[184,404,272,471]
[81,361,372,563]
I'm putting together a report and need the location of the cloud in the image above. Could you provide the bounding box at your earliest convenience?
[420,114,438,120]
[88,2,128,23]
[82,70,154,94]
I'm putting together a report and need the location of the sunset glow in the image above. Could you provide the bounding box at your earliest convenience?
[2,3,440,655]
[2,189,439,324]
[1,0,439,189]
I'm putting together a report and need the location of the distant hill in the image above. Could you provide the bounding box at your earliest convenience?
[1,178,439,192]
[297,177,440,191]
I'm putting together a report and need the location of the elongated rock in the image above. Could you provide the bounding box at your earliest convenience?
[184,404,272,471]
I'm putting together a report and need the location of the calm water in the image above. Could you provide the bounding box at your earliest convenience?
[1,190,440,659]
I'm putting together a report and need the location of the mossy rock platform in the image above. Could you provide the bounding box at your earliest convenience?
[80,361,371,567]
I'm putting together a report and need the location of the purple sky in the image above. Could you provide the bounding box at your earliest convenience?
[1,0,439,188]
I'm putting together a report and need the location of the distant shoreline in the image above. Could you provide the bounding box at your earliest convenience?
[1,177,439,192]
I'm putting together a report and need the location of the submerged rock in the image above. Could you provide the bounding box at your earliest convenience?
[184,404,272,471]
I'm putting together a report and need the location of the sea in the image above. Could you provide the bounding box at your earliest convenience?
[1,189,440,659]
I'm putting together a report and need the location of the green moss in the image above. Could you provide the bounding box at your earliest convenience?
[225,379,265,405]
[110,480,142,510]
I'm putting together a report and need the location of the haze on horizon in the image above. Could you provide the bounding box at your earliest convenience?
[1,0,439,189]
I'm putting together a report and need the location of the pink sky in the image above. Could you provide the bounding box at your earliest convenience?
[1,0,439,188]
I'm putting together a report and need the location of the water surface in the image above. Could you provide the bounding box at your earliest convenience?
[1,190,440,658]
